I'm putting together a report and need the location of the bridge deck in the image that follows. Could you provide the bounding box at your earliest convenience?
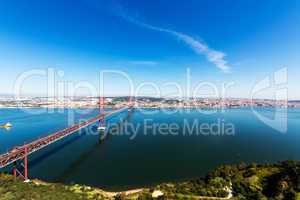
[0,107,128,168]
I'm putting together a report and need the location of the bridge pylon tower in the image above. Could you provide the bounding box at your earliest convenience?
[97,97,106,131]
[128,96,135,111]
[12,146,29,182]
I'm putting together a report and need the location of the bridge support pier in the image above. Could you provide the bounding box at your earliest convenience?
[24,146,28,181]
[12,146,29,182]
[13,163,17,179]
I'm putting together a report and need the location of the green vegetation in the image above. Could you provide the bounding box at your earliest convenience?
[1,161,300,199]
[0,174,107,200]
[140,161,300,199]
[154,160,300,200]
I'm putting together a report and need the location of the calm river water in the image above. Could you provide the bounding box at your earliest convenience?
[0,107,299,191]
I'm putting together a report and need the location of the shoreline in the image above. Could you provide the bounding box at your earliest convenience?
[0,105,298,109]
[2,160,300,199]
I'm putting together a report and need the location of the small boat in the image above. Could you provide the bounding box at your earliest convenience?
[97,126,106,131]
[0,122,12,129]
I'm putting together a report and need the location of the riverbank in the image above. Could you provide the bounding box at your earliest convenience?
[0,173,146,200]
[1,160,300,199]
[0,105,298,109]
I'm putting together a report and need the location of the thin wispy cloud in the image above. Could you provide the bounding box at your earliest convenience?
[113,4,231,73]
[129,60,157,66]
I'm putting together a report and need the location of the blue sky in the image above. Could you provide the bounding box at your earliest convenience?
[0,0,299,99]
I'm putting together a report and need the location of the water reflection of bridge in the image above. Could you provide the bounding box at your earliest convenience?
[55,112,134,183]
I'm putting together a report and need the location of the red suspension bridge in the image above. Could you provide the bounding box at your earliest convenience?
[0,97,133,181]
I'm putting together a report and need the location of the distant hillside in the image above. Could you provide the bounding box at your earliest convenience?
[157,160,300,199]
[1,161,300,199]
